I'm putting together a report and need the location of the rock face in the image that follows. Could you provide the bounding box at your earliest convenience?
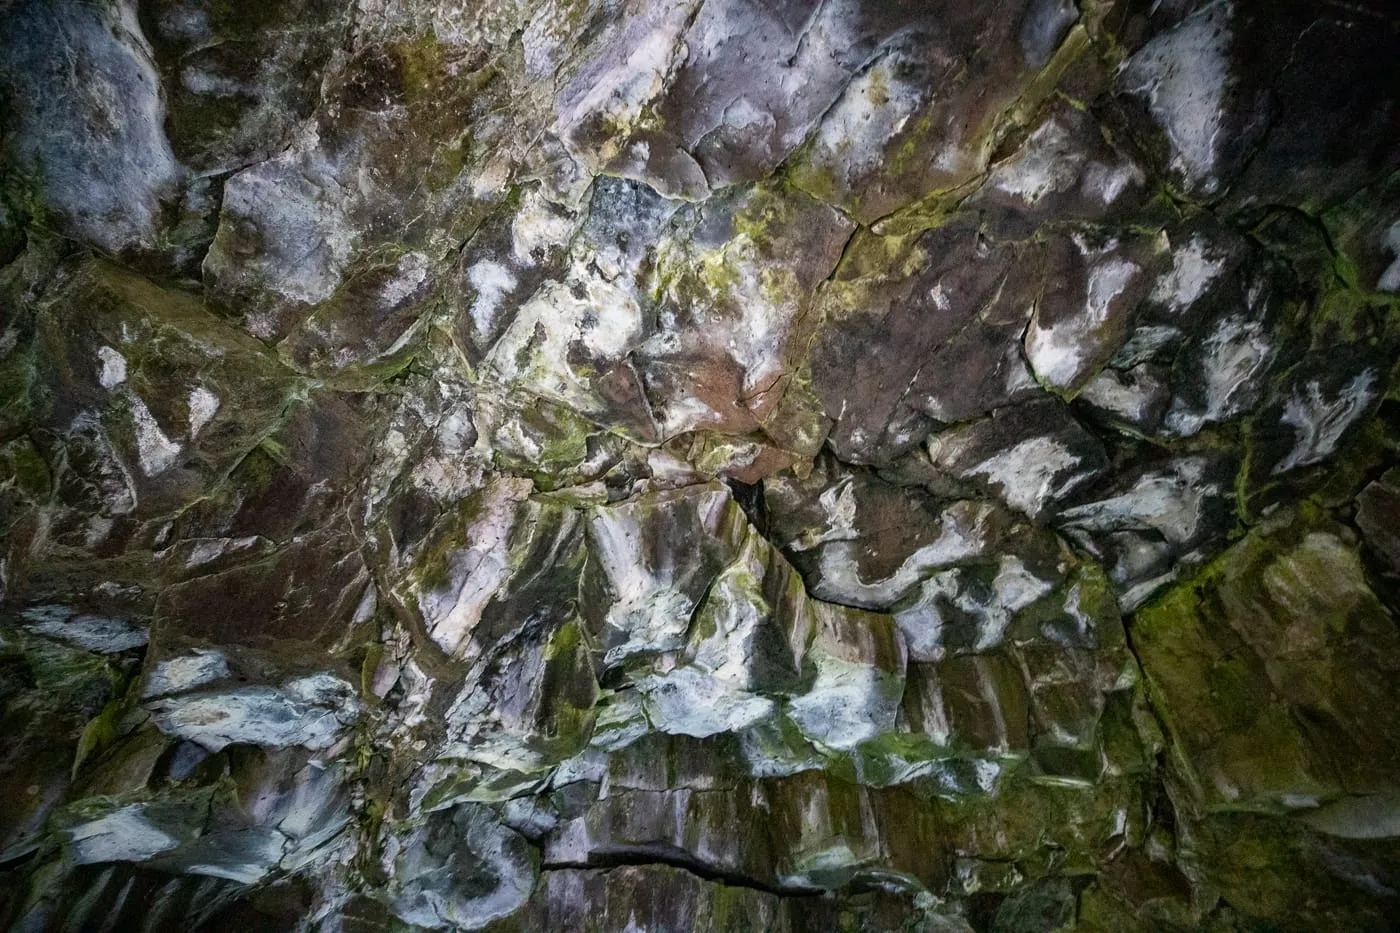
[1,0,1399,930]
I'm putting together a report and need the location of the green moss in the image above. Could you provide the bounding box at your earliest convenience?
[1132,510,1400,812]
[0,337,43,437]
[0,162,50,235]
[884,110,938,181]
[371,32,503,195]
[732,187,797,250]
[24,638,119,710]
[1097,687,1155,778]
[413,490,491,596]
[254,435,291,467]
[359,643,385,702]
[845,732,948,787]
[542,620,582,662]
[394,32,446,105]
[693,247,742,296]
[787,159,843,206]
[71,692,125,779]
[0,438,50,498]
[485,394,598,485]
[537,700,597,758]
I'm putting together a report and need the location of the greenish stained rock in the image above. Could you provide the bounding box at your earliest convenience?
[1322,171,1400,295]
[640,182,854,445]
[0,622,138,861]
[1133,510,1400,813]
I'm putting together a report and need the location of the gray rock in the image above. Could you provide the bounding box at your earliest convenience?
[0,0,184,263]
[3,0,1400,929]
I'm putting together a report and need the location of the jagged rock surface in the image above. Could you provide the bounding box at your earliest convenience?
[2,0,1400,930]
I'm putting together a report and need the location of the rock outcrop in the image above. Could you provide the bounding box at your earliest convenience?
[2,0,1399,930]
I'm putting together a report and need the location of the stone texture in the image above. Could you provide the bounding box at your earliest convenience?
[2,0,1400,930]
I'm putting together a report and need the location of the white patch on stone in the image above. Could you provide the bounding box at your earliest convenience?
[787,655,900,751]
[1302,793,1400,840]
[97,346,127,389]
[143,650,231,698]
[948,435,1089,517]
[589,691,651,753]
[183,826,292,882]
[380,251,431,307]
[391,808,534,930]
[813,501,997,608]
[689,538,775,688]
[69,805,179,864]
[973,758,1004,793]
[436,406,477,456]
[1274,370,1378,474]
[648,213,823,422]
[1121,2,1233,192]
[639,667,776,738]
[1080,367,1158,423]
[778,841,865,890]
[1059,458,1215,547]
[1026,255,1140,389]
[809,53,925,180]
[180,68,245,97]
[587,489,735,666]
[1082,160,1144,205]
[787,476,859,553]
[1378,219,1400,293]
[471,155,513,200]
[895,557,1053,659]
[511,190,576,266]
[417,480,529,657]
[652,393,726,439]
[594,585,695,670]
[1020,0,1079,67]
[581,280,644,359]
[187,386,220,437]
[6,0,181,253]
[177,536,257,569]
[63,411,138,518]
[990,119,1083,205]
[1150,236,1228,313]
[1113,325,1182,367]
[1054,583,1098,646]
[84,517,115,547]
[1164,315,1273,436]
[485,270,643,414]
[21,606,148,653]
[467,260,519,336]
[148,673,359,752]
[555,4,693,141]
[209,150,356,311]
[129,395,182,476]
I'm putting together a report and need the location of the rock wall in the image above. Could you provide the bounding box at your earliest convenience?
[2,0,1399,930]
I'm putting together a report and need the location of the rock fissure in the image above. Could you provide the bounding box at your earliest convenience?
[541,851,825,900]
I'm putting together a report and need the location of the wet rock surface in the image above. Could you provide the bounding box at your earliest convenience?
[1,0,1399,930]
